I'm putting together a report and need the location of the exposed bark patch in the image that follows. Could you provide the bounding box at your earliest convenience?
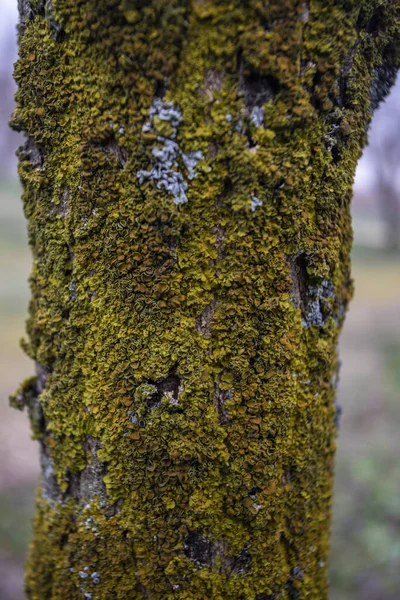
[153,373,181,405]
[33,364,66,506]
[20,136,43,168]
[55,185,70,218]
[196,297,217,337]
[203,69,225,102]
[17,0,44,29]
[68,437,108,506]
[288,253,337,329]
[15,366,110,507]
[184,530,250,573]
[45,0,65,41]
[18,0,64,40]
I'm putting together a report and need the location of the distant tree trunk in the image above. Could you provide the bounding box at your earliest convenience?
[10,1,400,598]
[377,172,400,251]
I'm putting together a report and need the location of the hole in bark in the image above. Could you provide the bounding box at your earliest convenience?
[239,72,279,111]
[184,530,212,566]
[136,371,182,411]
[154,373,180,401]
[154,80,167,100]
[184,530,251,572]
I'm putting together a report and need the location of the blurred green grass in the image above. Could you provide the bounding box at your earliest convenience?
[0,179,399,600]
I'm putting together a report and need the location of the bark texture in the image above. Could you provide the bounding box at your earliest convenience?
[10,1,400,598]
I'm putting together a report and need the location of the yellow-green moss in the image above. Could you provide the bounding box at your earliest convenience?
[11,0,400,598]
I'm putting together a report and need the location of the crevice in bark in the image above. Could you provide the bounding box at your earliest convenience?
[133,371,182,418]
[195,297,217,338]
[213,379,231,425]
[338,41,359,109]
[103,136,128,169]
[298,2,310,77]
[288,253,309,315]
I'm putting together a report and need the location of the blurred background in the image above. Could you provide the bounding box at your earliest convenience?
[0,2,399,599]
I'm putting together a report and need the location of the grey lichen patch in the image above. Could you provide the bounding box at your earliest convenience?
[250,106,265,128]
[301,279,336,329]
[288,253,338,329]
[138,98,203,204]
[250,195,263,211]
[78,564,100,599]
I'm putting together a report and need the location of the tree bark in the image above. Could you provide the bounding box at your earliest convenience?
[10,1,400,598]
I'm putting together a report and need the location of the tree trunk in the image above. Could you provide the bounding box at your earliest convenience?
[10,1,400,598]
[378,176,400,251]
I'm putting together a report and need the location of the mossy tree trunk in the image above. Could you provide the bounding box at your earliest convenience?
[11,1,400,598]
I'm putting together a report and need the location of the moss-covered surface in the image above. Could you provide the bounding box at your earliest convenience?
[10,1,400,598]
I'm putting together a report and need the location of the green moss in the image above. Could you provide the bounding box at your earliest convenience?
[11,0,400,598]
